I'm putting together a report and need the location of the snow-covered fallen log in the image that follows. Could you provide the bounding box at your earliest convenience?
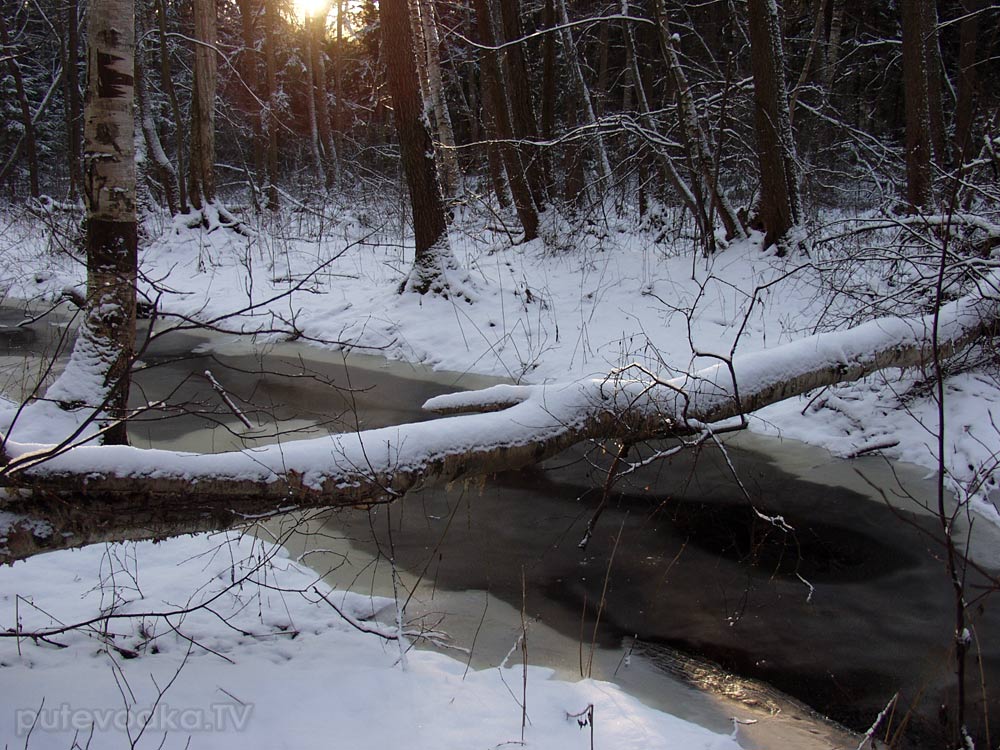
[1,270,997,564]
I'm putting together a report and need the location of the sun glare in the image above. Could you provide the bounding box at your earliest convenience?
[294,0,330,22]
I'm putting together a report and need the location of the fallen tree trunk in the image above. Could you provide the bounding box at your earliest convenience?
[1,270,998,564]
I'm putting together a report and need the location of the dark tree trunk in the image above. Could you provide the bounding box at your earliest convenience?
[901,0,933,210]
[263,0,279,210]
[379,0,455,294]
[747,0,802,249]
[540,0,556,145]
[189,0,218,209]
[236,0,265,183]
[478,65,512,209]
[498,0,548,207]
[65,0,83,199]
[921,0,948,168]
[334,0,345,144]
[156,0,188,210]
[473,0,538,241]
[953,0,983,166]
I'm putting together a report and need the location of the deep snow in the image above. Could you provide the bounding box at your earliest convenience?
[0,202,998,748]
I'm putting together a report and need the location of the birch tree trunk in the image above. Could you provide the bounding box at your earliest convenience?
[417,0,461,198]
[819,0,845,99]
[651,0,744,246]
[788,0,826,123]
[622,3,700,222]
[49,0,138,446]
[135,36,179,215]
[304,15,325,182]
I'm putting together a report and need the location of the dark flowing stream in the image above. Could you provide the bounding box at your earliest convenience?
[2,309,998,749]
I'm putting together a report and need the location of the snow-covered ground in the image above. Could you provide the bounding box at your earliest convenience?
[0,202,997,748]
[0,532,739,749]
[4,204,997,518]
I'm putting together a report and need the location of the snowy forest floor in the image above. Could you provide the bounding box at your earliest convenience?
[0,199,998,748]
[3,200,998,520]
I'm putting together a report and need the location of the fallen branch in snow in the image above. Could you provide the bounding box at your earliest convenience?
[0,270,997,564]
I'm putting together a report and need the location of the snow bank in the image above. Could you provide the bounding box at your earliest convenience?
[0,533,739,749]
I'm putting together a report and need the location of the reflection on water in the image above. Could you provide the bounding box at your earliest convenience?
[4,310,996,748]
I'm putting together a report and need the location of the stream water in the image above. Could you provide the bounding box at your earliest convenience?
[2,308,997,749]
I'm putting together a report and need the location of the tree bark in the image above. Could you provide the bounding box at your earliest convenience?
[314,15,338,186]
[135,32,179,215]
[380,0,458,294]
[416,0,461,198]
[263,0,280,210]
[901,0,933,211]
[189,0,218,210]
[788,0,826,123]
[953,0,983,167]
[819,0,845,98]
[236,0,265,186]
[334,0,345,150]
[304,15,325,182]
[651,0,744,246]
[156,0,188,211]
[65,0,83,200]
[747,0,803,249]
[921,0,948,169]
[48,0,138,447]
[622,3,700,222]
[4,265,998,564]
[539,0,556,146]
[556,0,613,192]
[498,0,548,208]
[473,0,538,241]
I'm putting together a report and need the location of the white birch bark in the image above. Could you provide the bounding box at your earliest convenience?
[46,0,138,447]
[417,0,461,198]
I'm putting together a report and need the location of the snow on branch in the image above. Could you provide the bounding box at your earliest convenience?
[0,270,997,564]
